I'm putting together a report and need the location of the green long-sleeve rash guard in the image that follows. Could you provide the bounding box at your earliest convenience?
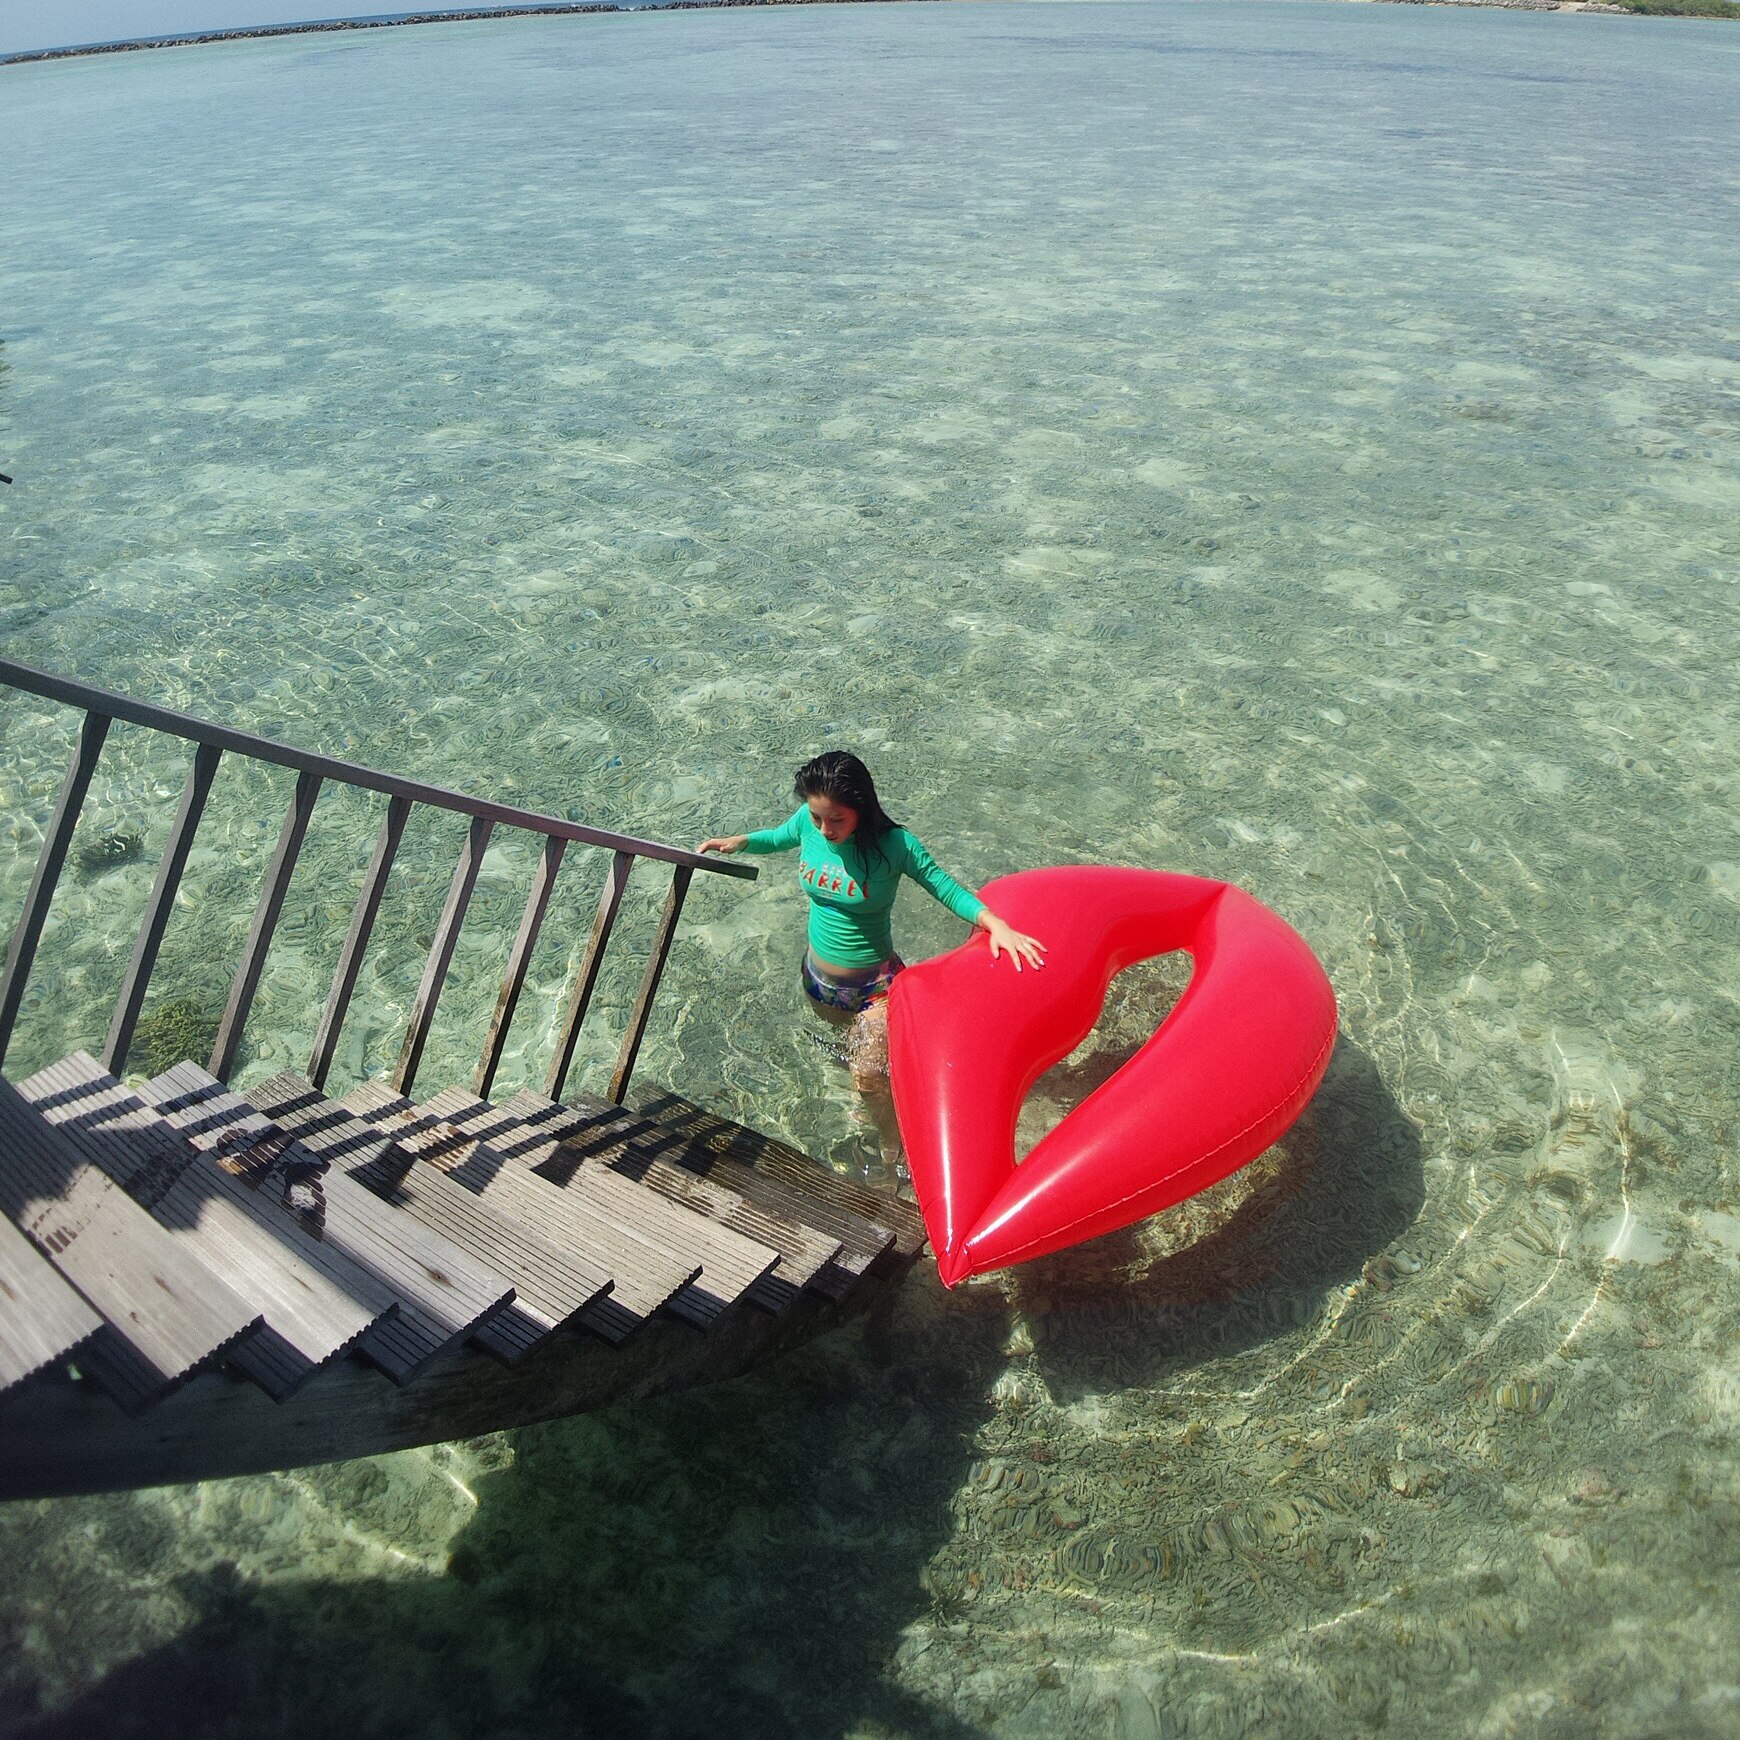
[742,807,986,968]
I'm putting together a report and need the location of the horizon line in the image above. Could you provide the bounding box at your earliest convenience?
[0,0,929,68]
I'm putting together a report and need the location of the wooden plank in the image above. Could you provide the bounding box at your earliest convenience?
[618,1088,907,1296]
[139,1063,516,1384]
[498,1090,842,1312]
[210,768,322,1083]
[0,709,110,1070]
[393,814,492,1098]
[628,1086,927,1259]
[418,1086,778,1327]
[247,1071,614,1362]
[0,1076,262,1413]
[24,1055,394,1398]
[19,1053,399,1399]
[0,1212,102,1397]
[475,833,566,1098]
[308,792,411,1091]
[342,1079,697,1339]
[102,740,223,1074]
[608,864,690,1104]
[545,849,632,1102]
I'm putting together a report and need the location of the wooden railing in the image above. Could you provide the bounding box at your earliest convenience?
[0,658,754,1103]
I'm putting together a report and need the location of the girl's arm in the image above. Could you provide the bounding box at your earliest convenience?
[901,834,1046,971]
[699,806,805,856]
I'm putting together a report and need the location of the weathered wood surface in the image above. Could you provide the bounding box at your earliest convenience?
[545,848,633,1101]
[308,792,411,1091]
[0,1257,908,1503]
[342,1080,694,1341]
[417,1085,779,1327]
[210,767,323,1084]
[0,1040,924,1500]
[0,1077,261,1412]
[19,1054,398,1398]
[629,1085,927,1261]
[619,1088,912,1296]
[608,863,692,1103]
[393,814,492,1097]
[140,1064,517,1384]
[0,1211,101,1396]
[475,833,566,1098]
[247,1071,616,1360]
[501,1089,843,1312]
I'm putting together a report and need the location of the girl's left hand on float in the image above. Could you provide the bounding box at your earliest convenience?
[979,911,1046,972]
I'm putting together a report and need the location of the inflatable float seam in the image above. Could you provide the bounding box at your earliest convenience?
[975,1017,1338,1269]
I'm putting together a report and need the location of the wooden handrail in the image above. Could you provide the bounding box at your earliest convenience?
[0,662,753,1100]
[0,658,753,881]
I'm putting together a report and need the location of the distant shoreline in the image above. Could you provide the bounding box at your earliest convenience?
[0,0,921,68]
[0,0,1725,66]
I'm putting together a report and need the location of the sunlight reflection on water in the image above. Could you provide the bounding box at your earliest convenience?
[1,2,1737,1732]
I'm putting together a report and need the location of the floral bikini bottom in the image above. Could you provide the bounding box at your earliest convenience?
[800,950,905,1016]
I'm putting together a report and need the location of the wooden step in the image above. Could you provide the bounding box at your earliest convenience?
[628,1087,926,1257]
[247,1072,616,1360]
[622,1086,917,1290]
[415,1087,780,1328]
[139,1064,517,1385]
[0,1211,102,1398]
[0,1076,262,1413]
[18,1054,400,1399]
[494,1089,843,1313]
[582,1101,881,1301]
[342,1081,699,1340]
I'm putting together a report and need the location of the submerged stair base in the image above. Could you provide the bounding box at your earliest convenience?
[0,1271,900,1501]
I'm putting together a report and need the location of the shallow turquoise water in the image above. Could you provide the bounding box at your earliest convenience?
[2,2,1739,1734]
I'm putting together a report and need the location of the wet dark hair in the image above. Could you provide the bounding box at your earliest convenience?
[793,751,898,889]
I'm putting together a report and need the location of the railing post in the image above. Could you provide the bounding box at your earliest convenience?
[474,833,566,1099]
[545,850,633,1104]
[308,794,411,1091]
[209,769,322,1084]
[102,741,223,1074]
[392,814,493,1098]
[0,710,110,1069]
[608,864,691,1105]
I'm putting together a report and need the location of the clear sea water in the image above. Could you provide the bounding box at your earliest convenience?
[2,1,1739,1733]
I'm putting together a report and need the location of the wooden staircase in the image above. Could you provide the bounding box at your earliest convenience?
[0,1054,923,1501]
[0,660,925,1501]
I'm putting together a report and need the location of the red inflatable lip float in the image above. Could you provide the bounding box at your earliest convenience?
[887,868,1337,1287]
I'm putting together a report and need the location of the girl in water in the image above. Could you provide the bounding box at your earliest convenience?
[699,752,1045,1131]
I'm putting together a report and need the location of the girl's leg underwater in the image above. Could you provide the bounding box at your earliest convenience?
[848,1003,906,1175]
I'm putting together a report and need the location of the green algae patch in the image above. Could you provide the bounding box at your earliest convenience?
[128,997,221,1080]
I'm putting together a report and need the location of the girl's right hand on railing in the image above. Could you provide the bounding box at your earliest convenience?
[697,835,748,855]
